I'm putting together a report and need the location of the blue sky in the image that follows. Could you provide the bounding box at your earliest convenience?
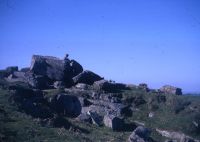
[0,0,200,93]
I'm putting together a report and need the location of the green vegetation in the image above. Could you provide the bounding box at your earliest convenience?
[0,84,200,142]
[0,88,130,142]
[122,89,200,140]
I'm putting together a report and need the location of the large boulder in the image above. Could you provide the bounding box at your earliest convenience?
[70,60,83,77]
[30,55,83,83]
[30,55,84,88]
[160,85,182,95]
[73,70,103,85]
[103,114,124,131]
[93,80,128,93]
[49,93,81,118]
[30,55,66,81]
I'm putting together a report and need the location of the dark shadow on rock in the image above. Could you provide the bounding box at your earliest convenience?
[122,122,137,132]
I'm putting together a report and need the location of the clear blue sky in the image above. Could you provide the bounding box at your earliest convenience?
[0,0,200,93]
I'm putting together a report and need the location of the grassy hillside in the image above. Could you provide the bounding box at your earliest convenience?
[0,81,200,142]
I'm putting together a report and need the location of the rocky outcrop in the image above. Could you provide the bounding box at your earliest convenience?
[160,85,182,95]
[6,71,51,89]
[30,55,65,81]
[73,70,103,85]
[30,55,83,86]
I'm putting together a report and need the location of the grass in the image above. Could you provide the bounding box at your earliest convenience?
[122,89,200,140]
[0,88,130,142]
[1,83,200,142]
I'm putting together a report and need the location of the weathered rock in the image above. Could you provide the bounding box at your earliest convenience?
[160,85,182,95]
[128,126,152,142]
[76,113,92,124]
[20,67,30,72]
[156,129,199,142]
[103,114,124,131]
[87,111,103,126]
[49,93,81,118]
[75,83,91,90]
[9,85,52,118]
[6,71,51,89]
[30,55,66,81]
[30,55,83,87]
[73,70,103,85]
[108,103,132,117]
[53,81,65,89]
[25,72,51,89]
[9,85,43,103]
[99,93,122,103]
[6,66,18,74]
[134,126,151,139]
[93,80,128,93]
[70,60,83,77]
[90,100,132,117]
[22,98,53,119]
[78,97,93,107]
[0,67,18,79]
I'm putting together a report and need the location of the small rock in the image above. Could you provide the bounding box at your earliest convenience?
[87,111,103,126]
[103,114,124,131]
[76,113,92,124]
[148,112,154,118]
[53,81,65,89]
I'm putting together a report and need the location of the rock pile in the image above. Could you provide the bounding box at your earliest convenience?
[0,54,188,142]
